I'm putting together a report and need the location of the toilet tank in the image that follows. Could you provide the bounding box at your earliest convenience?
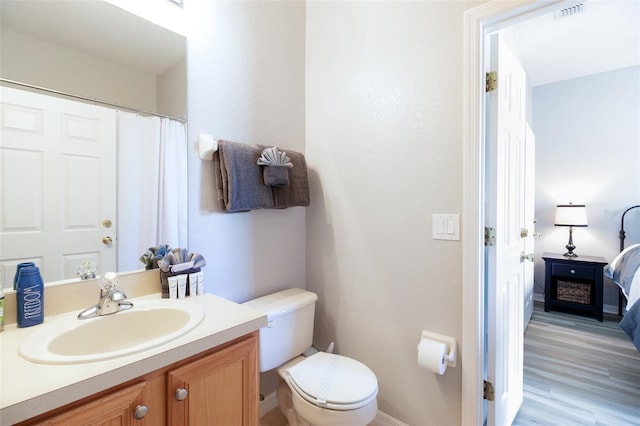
[242,288,318,372]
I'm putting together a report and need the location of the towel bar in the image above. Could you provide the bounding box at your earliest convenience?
[198,133,218,160]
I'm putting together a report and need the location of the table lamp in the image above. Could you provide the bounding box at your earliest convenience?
[554,203,588,257]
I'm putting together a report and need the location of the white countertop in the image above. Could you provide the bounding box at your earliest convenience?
[0,292,267,424]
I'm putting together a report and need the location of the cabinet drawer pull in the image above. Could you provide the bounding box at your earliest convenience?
[133,404,148,419]
[175,388,188,401]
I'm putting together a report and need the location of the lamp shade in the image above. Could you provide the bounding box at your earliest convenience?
[554,204,588,227]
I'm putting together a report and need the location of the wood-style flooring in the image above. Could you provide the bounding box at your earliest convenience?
[513,303,640,426]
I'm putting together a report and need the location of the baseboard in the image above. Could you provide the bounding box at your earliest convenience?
[259,391,279,417]
[260,393,406,426]
[370,410,410,426]
[603,303,619,315]
[532,293,621,316]
[259,393,407,426]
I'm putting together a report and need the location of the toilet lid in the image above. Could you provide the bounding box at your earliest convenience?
[286,352,378,411]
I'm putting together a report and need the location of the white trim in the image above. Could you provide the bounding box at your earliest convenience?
[259,394,408,426]
[259,391,279,417]
[461,1,564,424]
[370,410,410,426]
[533,292,545,303]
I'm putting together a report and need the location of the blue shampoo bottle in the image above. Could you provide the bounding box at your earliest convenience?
[13,262,35,290]
[16,265,44,327]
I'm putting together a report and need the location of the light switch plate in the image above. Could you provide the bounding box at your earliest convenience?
[433,214,460,241]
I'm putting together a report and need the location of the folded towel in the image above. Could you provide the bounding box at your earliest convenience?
[214,140,274,212]
[263,165,290,186]
[259,145,310,209]
[257,146,293,186]
[140,244,172,270]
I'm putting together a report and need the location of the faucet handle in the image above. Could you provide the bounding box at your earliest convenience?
[101,272,119,292]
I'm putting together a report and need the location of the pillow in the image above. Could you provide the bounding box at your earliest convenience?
[605,243,640,278]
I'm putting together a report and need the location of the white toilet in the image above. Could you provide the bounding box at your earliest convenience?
[243,288,378,426]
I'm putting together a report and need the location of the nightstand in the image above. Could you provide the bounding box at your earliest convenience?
[542,253,608,321]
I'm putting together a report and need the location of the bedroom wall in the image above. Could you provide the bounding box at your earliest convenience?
[532,65,640,309]
[306,2,480,424]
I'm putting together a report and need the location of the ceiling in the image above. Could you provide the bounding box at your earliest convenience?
[1,0,637,86]
[509,0,640,87]
[0,0,185,76]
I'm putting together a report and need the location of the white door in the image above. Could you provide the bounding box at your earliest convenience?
[0,87,116,285]
[485,34,527,426]
[523,123,536,328]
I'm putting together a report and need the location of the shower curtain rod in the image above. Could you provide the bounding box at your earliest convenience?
[0,78,187,123]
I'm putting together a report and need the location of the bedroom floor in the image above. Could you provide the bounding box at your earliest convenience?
[513,302,640,426]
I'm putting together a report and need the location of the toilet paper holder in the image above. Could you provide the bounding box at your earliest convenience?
[420,330,457,368]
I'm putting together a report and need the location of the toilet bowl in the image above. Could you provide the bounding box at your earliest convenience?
[277,353,378,426]
[242,288,378,426]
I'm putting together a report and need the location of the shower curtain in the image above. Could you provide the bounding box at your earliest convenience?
[116,112,188,272]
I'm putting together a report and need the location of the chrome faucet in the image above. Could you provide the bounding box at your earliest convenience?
[78,272,133,320]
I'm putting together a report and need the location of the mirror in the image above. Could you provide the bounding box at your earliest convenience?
[0,0,187,287]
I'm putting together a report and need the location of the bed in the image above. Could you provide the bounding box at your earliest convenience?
[604,204,640,351]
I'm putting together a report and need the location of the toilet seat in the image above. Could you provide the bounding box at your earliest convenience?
[286,352,378,411]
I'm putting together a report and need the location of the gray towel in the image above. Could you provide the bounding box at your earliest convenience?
[259,145,310,209]
[214,140,274,212]
[263,165,290,186]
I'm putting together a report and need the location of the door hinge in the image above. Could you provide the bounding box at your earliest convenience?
[484,380,495,401]
[486,71,497,92]
[484,227,496,246]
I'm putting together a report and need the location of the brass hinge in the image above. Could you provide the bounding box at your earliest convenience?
[484,227,496,246]
[486,71,497,92]
[484,380,495,401]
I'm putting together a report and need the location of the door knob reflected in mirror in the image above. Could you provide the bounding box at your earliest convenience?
[520,252,534,263]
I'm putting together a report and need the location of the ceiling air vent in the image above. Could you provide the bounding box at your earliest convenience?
[555,3,586,19]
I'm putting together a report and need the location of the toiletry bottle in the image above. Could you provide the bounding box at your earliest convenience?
[168,276,178,299]
[0,286,5,332]
[188,272,198,297]
[197,271,204,295]
[16,265,44,327]
[177,274,187,299]
[14,262,35,290]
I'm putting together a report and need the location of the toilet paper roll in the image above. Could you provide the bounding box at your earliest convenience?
[417,338,447,375]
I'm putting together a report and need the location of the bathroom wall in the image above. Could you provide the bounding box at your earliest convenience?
[306,2,479,424]
[157,57,187,119]
[183,2,306,313]
[0,29,158,113]
[184,0,306,397]
[186,1,483,423]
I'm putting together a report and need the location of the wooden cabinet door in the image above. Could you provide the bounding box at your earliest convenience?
[30,376,165,426]
[167,333,259,426]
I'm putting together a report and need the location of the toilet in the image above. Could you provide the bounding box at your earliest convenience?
[243,288,378,426]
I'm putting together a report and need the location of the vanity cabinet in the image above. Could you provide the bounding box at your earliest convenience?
[26,375,166,426]
[20,332,259,426]
[168,332,259,425]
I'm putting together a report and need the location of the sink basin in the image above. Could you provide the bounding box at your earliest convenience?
[18,299,205,364]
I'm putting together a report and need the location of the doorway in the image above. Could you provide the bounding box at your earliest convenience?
[461,1,565,424]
